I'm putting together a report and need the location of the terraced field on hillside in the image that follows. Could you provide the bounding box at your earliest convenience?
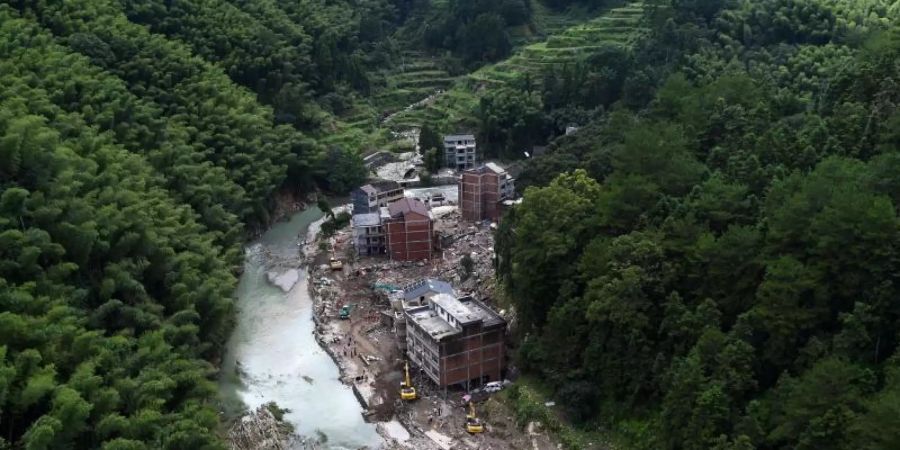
[375,51,457,114]
[319,52,457,152]
[324,1,648,152]
[387,1,647,130]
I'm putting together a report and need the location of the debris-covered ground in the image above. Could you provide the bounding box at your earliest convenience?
[304,195,559,450]
[228,403,300,450]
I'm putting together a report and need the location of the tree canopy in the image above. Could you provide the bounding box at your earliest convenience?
[0,0,401,446]
[498,1,900,448]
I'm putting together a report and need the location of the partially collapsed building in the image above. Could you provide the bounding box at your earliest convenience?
[391,279,457,353]
[351,209,387,256]
[351,180,404,214]
[458,163,515,222]
[385,198,434,261]
[351,197,435,261]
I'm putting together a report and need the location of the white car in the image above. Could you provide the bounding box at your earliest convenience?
[484,381,504,393]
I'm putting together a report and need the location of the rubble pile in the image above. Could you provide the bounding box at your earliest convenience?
[338,209,499,304]
[300,194,560,450]
[376,152,423,183]
[227,403,294,450]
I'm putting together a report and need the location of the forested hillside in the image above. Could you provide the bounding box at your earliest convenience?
[497,0,900,448]
[0,0,618,445]
[0,0,415,446]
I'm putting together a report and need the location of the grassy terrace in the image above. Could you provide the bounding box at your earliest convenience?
[324,1,647,152]
[375,51,457,114]
[388,1,647,132]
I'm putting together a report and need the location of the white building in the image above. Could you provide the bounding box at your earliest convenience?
[351,208,389,256]
[443,134,477,171]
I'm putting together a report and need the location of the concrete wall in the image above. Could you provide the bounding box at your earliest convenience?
[406,319,442,385]
[351,189,371,213]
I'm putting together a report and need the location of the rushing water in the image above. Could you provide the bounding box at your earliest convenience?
[218,207,381,449]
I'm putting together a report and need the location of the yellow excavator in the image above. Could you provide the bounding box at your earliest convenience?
[400,361,417,401]
[465,402,484,434]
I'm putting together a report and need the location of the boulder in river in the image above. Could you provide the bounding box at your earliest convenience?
[267,269,300,292]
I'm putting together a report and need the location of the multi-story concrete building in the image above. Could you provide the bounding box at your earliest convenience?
[384,198,434,261]
[405,293,506,389]
[351,180,404,214]
[390,278,457,353]
[443,134,477,171]
[351,209,388,256]
[458,163,515,222]
[400,278,455,307]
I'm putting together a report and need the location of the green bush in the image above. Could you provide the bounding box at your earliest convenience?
[321,211,352,237]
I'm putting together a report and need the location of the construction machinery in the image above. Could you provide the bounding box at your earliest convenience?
[400,361,417,401]
[339,304,352,320]
[328,239,343,270]
[465,402,484,434]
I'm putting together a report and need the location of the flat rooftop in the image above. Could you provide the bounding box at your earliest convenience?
[460,297,505,328]
[432,293,482,325]
[444,134,475,142]
[403,278,454,301]
[352,212,381,227]
[360,179,402,194]
[406,306,459,340]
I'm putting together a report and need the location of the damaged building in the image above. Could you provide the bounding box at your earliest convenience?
[352,180,404,214]
[351,209,387,256]
[351,197,436,261]
[399,278,455,307]
[458,163,515,222]
[390,279,456,353]
[404,293,506,389]
[384,198,435,261]
[443,134,477,171]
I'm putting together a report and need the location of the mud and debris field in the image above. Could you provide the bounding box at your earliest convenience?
[307,204,559,450]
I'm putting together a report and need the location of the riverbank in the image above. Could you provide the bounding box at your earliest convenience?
[218,207,382,450]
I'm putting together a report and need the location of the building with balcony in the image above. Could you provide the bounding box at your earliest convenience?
[351,209,389,256]
[351,180,404,214]
[443,134,477,171]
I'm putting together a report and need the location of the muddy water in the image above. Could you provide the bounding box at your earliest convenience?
[218,208,381,449]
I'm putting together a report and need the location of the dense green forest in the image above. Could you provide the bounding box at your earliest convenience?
[2,0,900,448]
[496,0,900,448]
[0,0,409,446]
[0,0,567,445]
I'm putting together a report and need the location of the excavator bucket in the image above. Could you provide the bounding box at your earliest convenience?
[400,361,417,401]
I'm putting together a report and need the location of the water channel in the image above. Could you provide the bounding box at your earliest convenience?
[218,207,381,449]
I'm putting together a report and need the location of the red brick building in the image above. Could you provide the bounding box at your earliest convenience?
[458,163,515,222]
[385,198,433,261]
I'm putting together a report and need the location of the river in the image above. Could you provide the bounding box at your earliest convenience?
[218,207,382,449]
